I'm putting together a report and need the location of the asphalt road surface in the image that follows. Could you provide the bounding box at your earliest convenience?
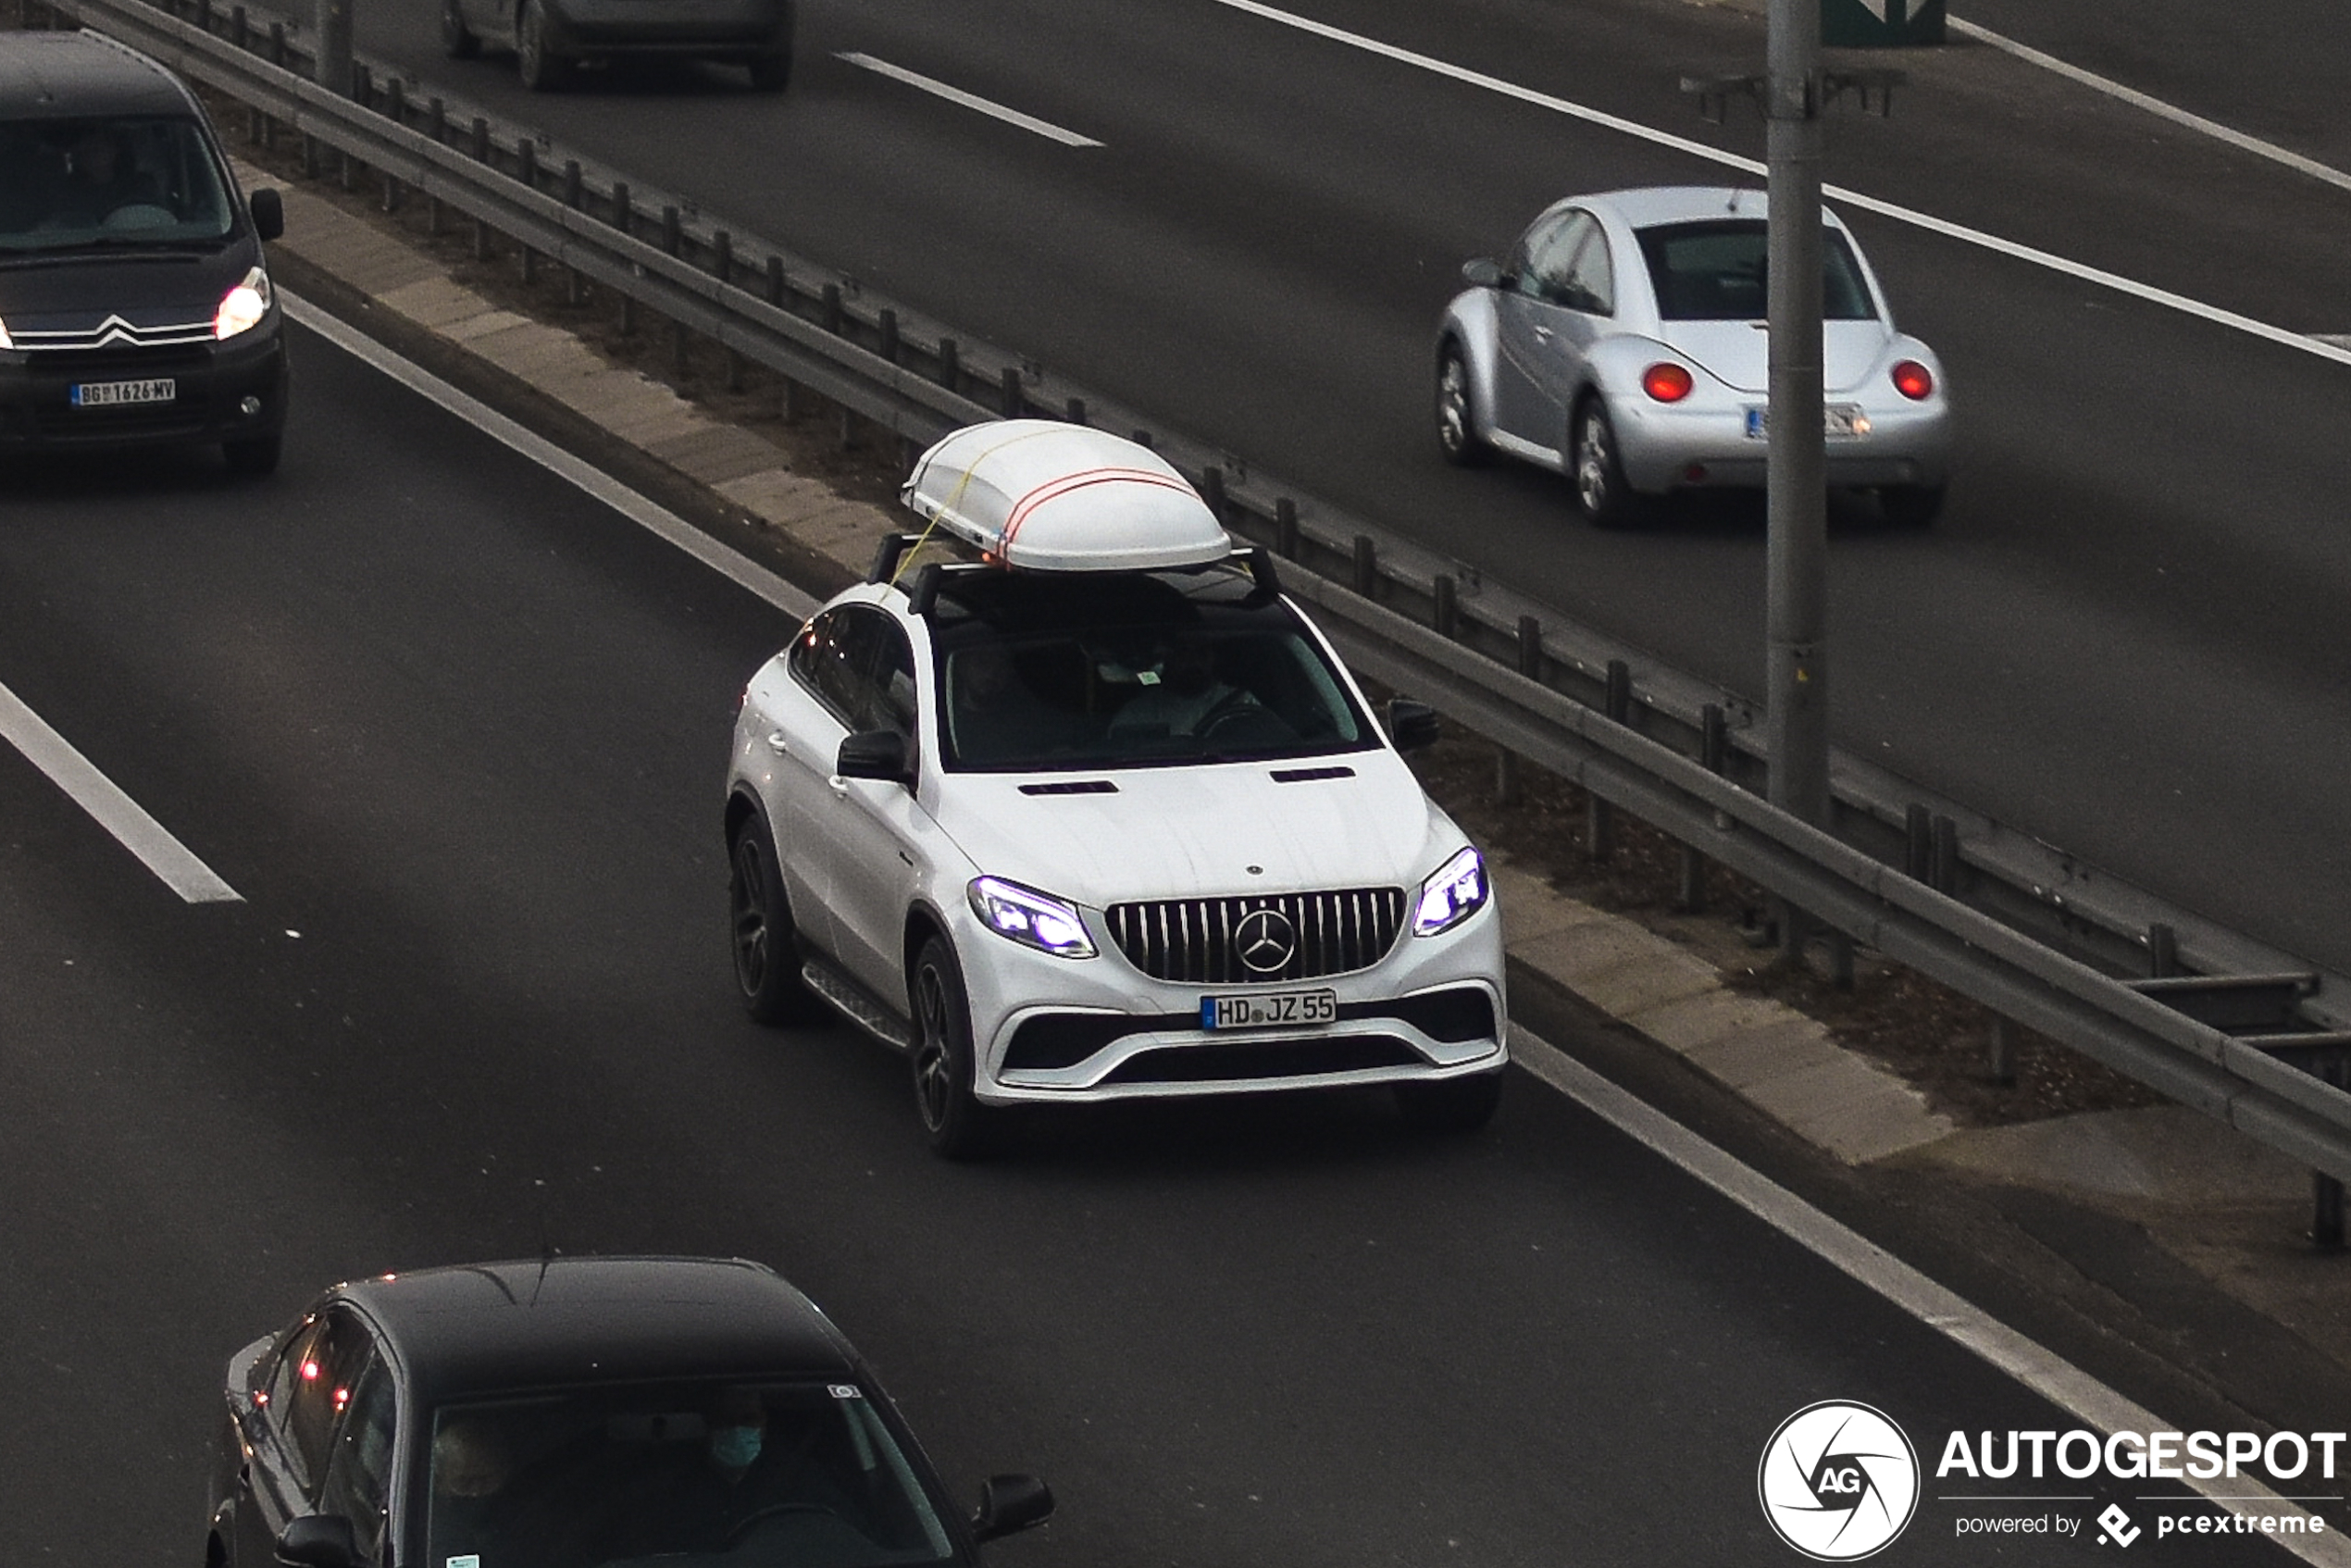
[335,0,2351,980]
[0,320,2331,1565]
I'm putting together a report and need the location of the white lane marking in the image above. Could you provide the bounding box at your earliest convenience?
[836,52,1103,148]
[282,294,819,622]
[0,680,241,904]
[1950,18,2351,199]
[1510,1026,2351,1564]
[1199,0,2351,370]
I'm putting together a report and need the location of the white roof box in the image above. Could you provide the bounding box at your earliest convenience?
[901,419,1232,572]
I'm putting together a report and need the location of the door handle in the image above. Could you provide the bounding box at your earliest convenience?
[765,731,790,755]
[827,777,851,796]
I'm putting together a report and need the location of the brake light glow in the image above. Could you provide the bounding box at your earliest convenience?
[1641,363,1694,403]
[1891,360,1934,400]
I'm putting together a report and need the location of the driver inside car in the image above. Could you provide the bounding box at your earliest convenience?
[1106,634,1249,737]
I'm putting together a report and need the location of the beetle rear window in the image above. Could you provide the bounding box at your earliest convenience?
[1636,219,1876,321]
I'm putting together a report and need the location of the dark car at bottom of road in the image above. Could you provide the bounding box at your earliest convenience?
[206,1255,1052,1568]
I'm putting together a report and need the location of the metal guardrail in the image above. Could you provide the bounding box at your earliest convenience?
[38,0,2351,1197]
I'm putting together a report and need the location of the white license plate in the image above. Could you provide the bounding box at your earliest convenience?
[1745,404,1868,439]
[1200,988,1337,1030]
[71,378,176,408]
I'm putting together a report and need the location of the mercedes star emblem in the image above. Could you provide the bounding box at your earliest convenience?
[1234,908,1297,975]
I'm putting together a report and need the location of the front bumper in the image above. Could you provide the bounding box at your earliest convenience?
[955,899,1509,1105]
[0,323,288,454]
[1613,393,1951,494]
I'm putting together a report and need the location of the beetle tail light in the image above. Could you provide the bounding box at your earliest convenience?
[1891,360,1934,400]
[1641,362,1694,403]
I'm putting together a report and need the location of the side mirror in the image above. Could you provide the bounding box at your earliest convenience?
[1387,698,1441,753]
[275,1514,361,1568]
[836,728,914,786]
[249,187,285,243]
[1460,256,1503,289]
[971,1473,1054,1542]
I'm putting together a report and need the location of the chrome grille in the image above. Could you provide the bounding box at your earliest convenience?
[16,316,216,354]
[1105,887,1407,984]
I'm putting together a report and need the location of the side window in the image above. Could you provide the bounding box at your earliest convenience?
[787,609,869,729]
[866,618,918,741]
[1509,212,1574,301]
[1562,220,1614,316]
[283,1311,371,1494]
[262,1320,326,1493]
[317,1355,397,1561]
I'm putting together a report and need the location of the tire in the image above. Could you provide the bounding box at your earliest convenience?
[1880,484,1945,528]
[728,816,824,1025]
[1394,1070,1502,1134]
[222,435,281,478]
[1571,398,1642,529]
[910,936,1000,1159]
[516,0,570,91]
[1435,342,1488,467]
[746,48,791,91]
[441,0,480,58]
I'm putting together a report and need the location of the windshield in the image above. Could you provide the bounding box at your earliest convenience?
[0,115,236,253]
[425,1380,957,1568]
[1636,219,1877,321]
[930,569,1374,772]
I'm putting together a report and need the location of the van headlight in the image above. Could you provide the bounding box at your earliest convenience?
[1412,846,1488,937]
[215,267,273,340]
[968,877,1097,959]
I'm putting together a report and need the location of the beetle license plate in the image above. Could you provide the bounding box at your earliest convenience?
[71,378,176,408]
[1745,404,1867,439]
[1200,989,1337,1030]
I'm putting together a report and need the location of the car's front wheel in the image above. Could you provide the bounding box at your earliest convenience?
[441,0,480,57]
[1571,399,1641,529]
[729,817,824,1025]
[911,936,999,1159]
[1394,1070,1502,1133]
[516,0,570,90]
[1435,342,1488,467]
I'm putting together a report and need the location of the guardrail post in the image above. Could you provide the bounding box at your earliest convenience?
[1904,803,1931,880]
[1199,465,1227,525]
[999,366,1023,418]
[267,20,284,68]
[1064,395,1085,425]
[1930,814,1959,894]
[230,5,246,47]
[611,183,636,335]
[379,80,404,212]
[196,0,212,33]
[2148,922,2180,978]
[314,0,353,97]
[662,205,682,257]
[1498,615,1542,806]
[302,131,320,180]
[713,230,732,285]
[516,140,538,283]
[1588,659,1631,862]
[877,308,899,366]
[931,338,958,392]
[1351,535,1375,597]
[765,255,787,306]
[563,162,585,305]
[1678,702,1729,910]
[469,118,491,261]
[821,283,843,334]
[1130,429,1154,448]
[1433,573,1458,639]
[1275,498,1299,561]
[1986,1014,2019,1085]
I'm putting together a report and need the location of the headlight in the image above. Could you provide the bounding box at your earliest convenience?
[968,877,1097,959]
[1412,846,1488,937]
[215,266,273,340]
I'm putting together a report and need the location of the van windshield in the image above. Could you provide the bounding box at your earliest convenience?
[0,115,237,253]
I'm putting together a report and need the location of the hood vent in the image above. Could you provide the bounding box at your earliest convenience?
[1268,765,1355,783]
[1018,779,1118,795]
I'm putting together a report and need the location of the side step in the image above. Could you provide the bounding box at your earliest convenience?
[802,957,914,1053]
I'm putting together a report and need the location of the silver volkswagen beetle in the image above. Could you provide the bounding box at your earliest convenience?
[1435,186,1951,527]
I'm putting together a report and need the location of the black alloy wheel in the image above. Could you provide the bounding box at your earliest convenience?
[911,936,998,1159]
[729,818,823,1024]
[1436,342,1488,467]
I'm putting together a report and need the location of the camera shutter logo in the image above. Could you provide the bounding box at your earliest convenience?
[1758,1400,1920,1561]
[1234,907,1297,974]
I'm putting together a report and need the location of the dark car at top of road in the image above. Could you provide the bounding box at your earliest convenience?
[440,0,795,93]
[206,1255,1053,1568]
[0,30,289,476]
